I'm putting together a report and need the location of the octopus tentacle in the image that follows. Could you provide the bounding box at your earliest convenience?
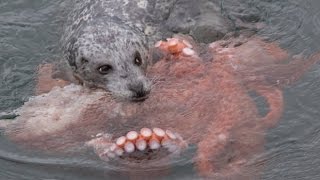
[196,130,230,177]
[155,36,197,58]
[273,53,320,88]
[251,86,284,129]
[36,63,70,95]
[154,37,235,176]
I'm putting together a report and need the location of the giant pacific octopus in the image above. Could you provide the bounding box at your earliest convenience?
[1,35,319,179]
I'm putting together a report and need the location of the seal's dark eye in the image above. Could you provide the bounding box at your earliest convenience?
[133,51,142,66]
[97,65,112,75]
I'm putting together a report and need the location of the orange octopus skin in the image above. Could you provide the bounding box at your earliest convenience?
[4,36,320,179]
[35,64,70,95]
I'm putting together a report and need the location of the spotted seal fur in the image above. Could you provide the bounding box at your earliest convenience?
[60,0,265,101]
[61,0,176,101]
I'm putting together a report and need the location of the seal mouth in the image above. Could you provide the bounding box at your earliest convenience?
[130,95,149,102]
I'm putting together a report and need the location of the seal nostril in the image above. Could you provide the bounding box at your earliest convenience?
[136,91,145,98]
[120,74,128,79]
[128,82,149,99]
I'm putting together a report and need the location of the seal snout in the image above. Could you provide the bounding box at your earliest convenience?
[128,81,151,101]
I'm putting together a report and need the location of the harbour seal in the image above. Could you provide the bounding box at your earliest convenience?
[59,0,267,101]
[61,0,176,101]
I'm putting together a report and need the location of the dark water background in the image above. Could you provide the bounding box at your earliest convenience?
[1,0,320,179]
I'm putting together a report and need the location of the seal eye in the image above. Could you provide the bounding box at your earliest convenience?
[133,51,142,66]
[97,65,112,75]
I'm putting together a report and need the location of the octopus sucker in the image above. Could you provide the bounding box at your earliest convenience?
[140,128,152,140]
[156,37,197,57]
[135,138,147,151]
[126,131,139,141]
[124,141,135,154]
[88,127,186,161]
[116,136,127,147]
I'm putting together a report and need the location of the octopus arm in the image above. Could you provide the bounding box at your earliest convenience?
[36,63,71,95]
[252,86,284,129]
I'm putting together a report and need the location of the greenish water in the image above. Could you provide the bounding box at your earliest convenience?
[1,0,320,179]
[0,0,65,112]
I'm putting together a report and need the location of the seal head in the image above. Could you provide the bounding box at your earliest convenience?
[65,21,151,101]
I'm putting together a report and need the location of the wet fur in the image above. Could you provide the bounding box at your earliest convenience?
[61,0,178,99]
[59,0,260,100]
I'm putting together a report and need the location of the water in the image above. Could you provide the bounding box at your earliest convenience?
[1,0,320,179]
[0,0,66,112]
